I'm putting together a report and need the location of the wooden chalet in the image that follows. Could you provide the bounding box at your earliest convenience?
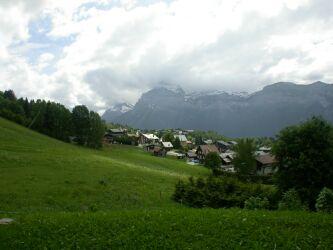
[256,154,277,176]
[139,133,159,145]
[161,141,173,151]
[104,128,126,143]
[196,144,219,161]
[174,134,189,147]
[216,140,230,152]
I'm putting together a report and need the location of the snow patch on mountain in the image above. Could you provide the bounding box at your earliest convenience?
[108,103,134,113]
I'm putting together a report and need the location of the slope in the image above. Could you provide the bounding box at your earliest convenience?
[1,118,333,249]
[0,117,209,212]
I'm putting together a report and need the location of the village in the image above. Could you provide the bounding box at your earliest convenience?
[103,127,277,176]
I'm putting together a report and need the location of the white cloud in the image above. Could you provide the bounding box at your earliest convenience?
[0,0,332,111]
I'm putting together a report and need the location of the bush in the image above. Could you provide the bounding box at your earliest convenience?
[244,197,269,210]
[173,176,276,209]
[316,187,333,213]
[278,189,307,211]
[114,135,137,145]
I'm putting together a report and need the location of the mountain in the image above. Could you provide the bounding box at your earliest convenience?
[103,81,333,137]
[102,102,133,122]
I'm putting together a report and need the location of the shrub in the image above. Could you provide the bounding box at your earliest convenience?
[204,152,222,175]
[114,135,136,145]
[244,197,269,210]
[278,189,306,211]
[315,187,333,213]
[173,176,276,209]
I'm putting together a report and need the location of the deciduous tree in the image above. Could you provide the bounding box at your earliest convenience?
[233,139,256,176]
[273,117,333,209]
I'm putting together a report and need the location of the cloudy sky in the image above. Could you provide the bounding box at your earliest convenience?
[0,0,332,111]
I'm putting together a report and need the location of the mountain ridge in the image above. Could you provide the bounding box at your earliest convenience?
[102,81,333,137]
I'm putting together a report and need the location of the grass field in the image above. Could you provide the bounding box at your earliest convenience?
[1,117,333,249]
[1,209,333,249]
[0,117,209,212]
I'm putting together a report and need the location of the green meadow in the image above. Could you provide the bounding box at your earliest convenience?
[1,117,333,249]
[0,117,208,212]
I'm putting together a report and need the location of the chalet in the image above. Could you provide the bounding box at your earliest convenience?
[104,128,126,143]
[196,144,219,161]
[139,133,159,145]
[220,151,235,165]
[186,150,198,163]
[256,154,277,176]
[216,140,230,152]
[127,133,139,145]
[161,141,173,151]
[144,144,156,152]
[152,146,166,157]
[174,134,189,147]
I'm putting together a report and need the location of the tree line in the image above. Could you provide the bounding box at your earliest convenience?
[0,89,105,149]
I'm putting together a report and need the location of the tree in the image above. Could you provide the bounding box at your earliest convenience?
[173,137,182,149]
[195,136,203,145]
[3,90,16,101]
[87,111,105,149]
[233,138,256,176]
[273,117,333,209]
[163,132,174,142]
[204,152,222,174]
[0,97,25,124]
[43,102,73,142]
[72,105,90,145]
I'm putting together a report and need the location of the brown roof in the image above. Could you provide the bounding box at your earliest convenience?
[198,145,219,156]
[256,154,277,165]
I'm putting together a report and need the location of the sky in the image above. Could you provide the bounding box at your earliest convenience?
[0,0,332,112]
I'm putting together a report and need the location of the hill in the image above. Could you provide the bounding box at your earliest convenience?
[104,81,333,137]
[0,117,209,212]
[1,117,333,248]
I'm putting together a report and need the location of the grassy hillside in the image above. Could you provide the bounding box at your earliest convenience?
[0,117,209,212]
[1,117,333,249]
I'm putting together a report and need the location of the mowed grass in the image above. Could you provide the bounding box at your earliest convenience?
[1,117,333,249]
[1,209,333,249]
[0,118,209,212]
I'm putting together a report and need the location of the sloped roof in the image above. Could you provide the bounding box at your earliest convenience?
[197,145,219,155]
[109,128,125,133]
[162,141,173,148]
[174,134,188,142]
[204,139,213,144]
[221,157,232,163]
[256,154,277,165]
[217,140,230,147]
[259,146,271,151]
[220,152,235,160]
[142,134,159,140]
